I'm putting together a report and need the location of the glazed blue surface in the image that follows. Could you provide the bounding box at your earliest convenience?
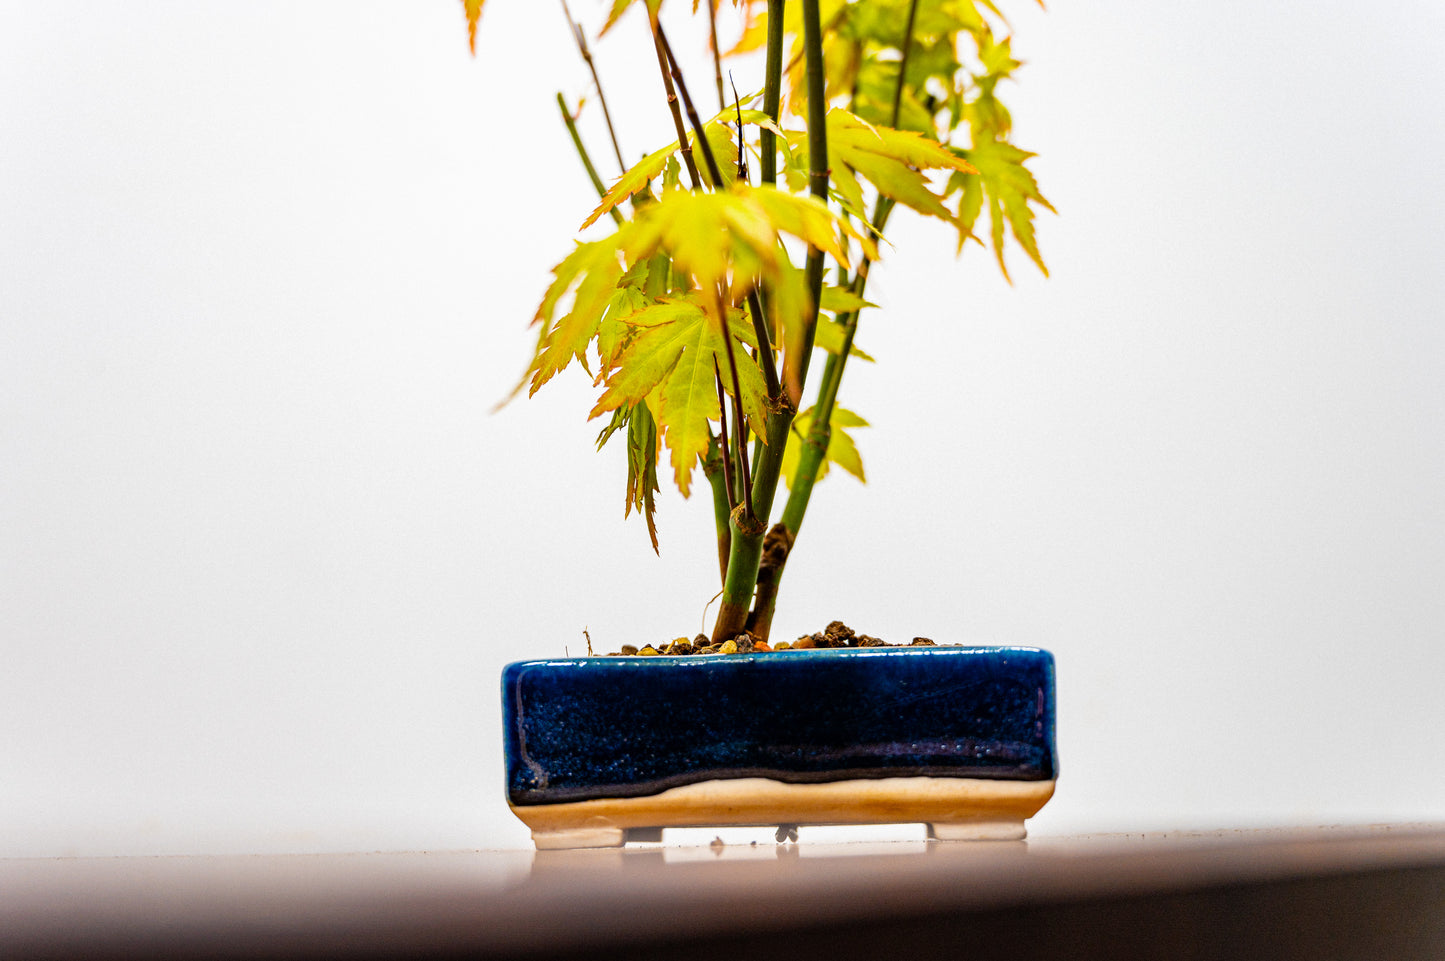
[502,646,1056,807]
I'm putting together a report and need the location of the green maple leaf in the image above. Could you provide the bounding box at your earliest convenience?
[820,284,877,315]
[619,181,871,299]
[658,319,722,499]
[787,109,978,227]
[948,136,1053,280]
[966,33,1021,139]
[853,62,939,134]
[781,405,869,488]
[582,110,772,230]
[812,284,877,362]
[589,298,716,413]
[615,183,875,394]
[524,239,627,394]
[590,296,767,497]
[841,0,981,129]
[583,140,675,230]
[523,174,878,497]
[625,400,661,552]
[596,402,663,552]
[694,119,741,190]
[596,264,651,367]
[813,319,875,362]
[733,0,992,131]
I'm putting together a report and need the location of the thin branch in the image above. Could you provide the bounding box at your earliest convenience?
[889,0,921,128]
[731,77,783,402]
[647,15,702,190]
[561,0,626,175]
[796,0,918,425]
[706,0,725,112]
[712,361,737,512]
[657,26,754,518]
[730,74,749,183]
[746,289,781,400]
[657,25,726,188]
[556,93,625,225]
[714,289,754,518]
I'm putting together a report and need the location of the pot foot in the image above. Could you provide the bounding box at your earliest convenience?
[531,826,625,850]
[927,819,1026,841]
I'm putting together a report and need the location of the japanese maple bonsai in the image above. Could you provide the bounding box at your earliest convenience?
[467,0,1051,649]
[466,0,1057,849]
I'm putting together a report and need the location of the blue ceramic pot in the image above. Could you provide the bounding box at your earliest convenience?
[502,646,1057,849]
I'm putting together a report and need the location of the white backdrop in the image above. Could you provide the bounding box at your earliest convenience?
[3,0,1443,857]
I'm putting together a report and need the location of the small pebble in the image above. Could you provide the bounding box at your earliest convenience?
[606,626,948,657]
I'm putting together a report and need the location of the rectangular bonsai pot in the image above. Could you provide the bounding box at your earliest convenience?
[502,646,1057,848]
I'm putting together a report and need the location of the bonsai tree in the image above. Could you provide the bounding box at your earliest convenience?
[467,0,1050,647]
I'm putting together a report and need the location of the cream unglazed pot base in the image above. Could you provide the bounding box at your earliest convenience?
[512,776,1057,849]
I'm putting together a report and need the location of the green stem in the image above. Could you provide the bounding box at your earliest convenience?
[752,0,924,637]
[759,0,785,187]
[557,93,624,225]
[712,0,824,643]
[783,0,830,400]
[778,197,894,537]
[802,0,829,206]
[712,404,794,641]
[754,0,786,361]
[788,0,914,468]
[703,435,732,584]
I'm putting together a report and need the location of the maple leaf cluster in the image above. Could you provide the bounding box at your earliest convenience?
[732,0,1053,277]
[476,0,1050,559]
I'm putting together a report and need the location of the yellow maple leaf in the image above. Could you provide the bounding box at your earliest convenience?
[463,0,484,54]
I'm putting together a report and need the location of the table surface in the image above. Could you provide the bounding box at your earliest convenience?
[5,824,1445,960]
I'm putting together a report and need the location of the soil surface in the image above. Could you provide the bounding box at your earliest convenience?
[604,621,939,657]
